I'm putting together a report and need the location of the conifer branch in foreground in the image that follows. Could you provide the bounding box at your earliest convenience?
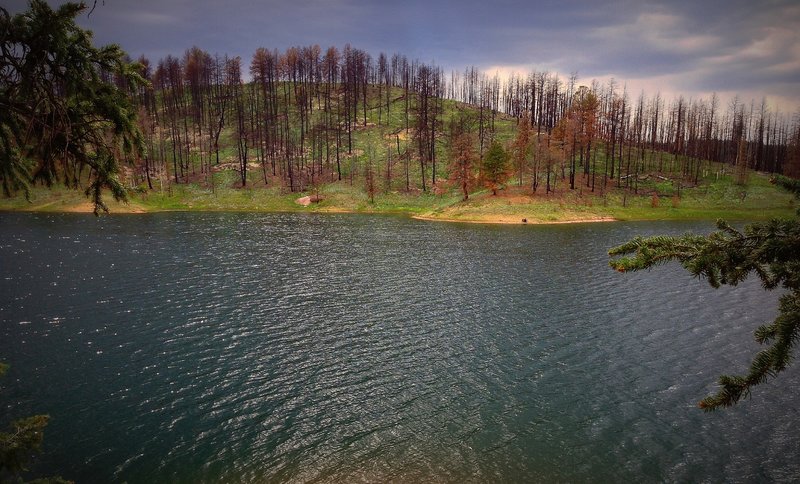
[609,176,800,410]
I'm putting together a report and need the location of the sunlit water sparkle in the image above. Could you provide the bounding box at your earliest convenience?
[1,212,798,483]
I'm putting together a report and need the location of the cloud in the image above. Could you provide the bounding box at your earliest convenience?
[120,11,178,26]
[4,0,798,110]
[547,0,800,109]
[592,11,721,57]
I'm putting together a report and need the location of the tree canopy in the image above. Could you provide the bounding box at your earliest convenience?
[609,176,800,410]
[0,0,144,214]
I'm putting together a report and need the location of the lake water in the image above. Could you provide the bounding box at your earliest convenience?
[1,212,798,483]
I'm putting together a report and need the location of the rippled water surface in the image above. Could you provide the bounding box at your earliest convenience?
[1,212,798,483]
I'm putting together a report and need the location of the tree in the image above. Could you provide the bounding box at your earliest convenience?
[448,131,476,201]
[413,64,441,191]
[609,175,800,410]
[0,1,145,214]
[364,141,376,203]
[550,115,574,185]
[228,57,249,187]
[0,364,70,483]
[512,117,531,186]
[482,141,509,195]
[574,87,598,190]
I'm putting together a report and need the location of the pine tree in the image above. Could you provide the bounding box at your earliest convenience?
[482,141,509,195]
[0,1,145,214]
[609,175,800,410]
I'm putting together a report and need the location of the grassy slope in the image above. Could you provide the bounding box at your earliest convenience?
[423,171,795,224]
[1,86,795,222]
[3,170,794,224]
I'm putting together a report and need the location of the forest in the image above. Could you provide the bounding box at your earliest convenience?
[117,44,800,203]
[2,1,800,218]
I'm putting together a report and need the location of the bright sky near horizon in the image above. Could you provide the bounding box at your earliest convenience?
[6,0,800,111]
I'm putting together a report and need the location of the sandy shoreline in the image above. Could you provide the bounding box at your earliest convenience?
[5,201,148,214]
[2,201,619,225]
[411,214,617,225]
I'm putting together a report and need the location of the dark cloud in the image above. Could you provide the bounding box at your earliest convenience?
[4,0,798,107]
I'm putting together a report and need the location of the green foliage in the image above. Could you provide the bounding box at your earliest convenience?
[482,141,509,195]
[0,364,71,483]
[1,415,50,477]
[609,175,800,410]
[0,0,145,214]
[775,174,800,195]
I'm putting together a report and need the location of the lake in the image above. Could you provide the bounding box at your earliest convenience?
[1,212,798,483]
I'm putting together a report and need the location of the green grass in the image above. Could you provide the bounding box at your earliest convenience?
[0,185,146,213]
[1,86,796,223]
[2,168,795,224]
[411,170,795,224]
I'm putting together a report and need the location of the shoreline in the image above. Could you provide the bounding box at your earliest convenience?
[1,203,618,225]
[1,205,791,225]
[411,214,618,225]
[4,201,786,225]
[1,199,619,224]
[1,180,794,224]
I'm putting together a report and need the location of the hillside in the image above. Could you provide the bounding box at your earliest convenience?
[2,47,798,222]
[2,155,795,224]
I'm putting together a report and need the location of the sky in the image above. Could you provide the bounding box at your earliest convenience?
[7,0,800,111]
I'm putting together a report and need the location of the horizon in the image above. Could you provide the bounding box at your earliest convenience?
[5,0,800,111]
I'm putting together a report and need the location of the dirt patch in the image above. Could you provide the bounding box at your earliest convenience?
[211,162,263,172]
[60,201,147,214]
[212,163,238,172]
[385,131,410,142]
[295,195,324,207]
[502,195,535,204]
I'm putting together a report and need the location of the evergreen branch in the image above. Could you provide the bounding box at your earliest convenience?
[611,180,800,410]
[699,291,800,410]
[0,0,143,215]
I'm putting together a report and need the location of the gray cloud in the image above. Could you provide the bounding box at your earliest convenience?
[4,0,798,108]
